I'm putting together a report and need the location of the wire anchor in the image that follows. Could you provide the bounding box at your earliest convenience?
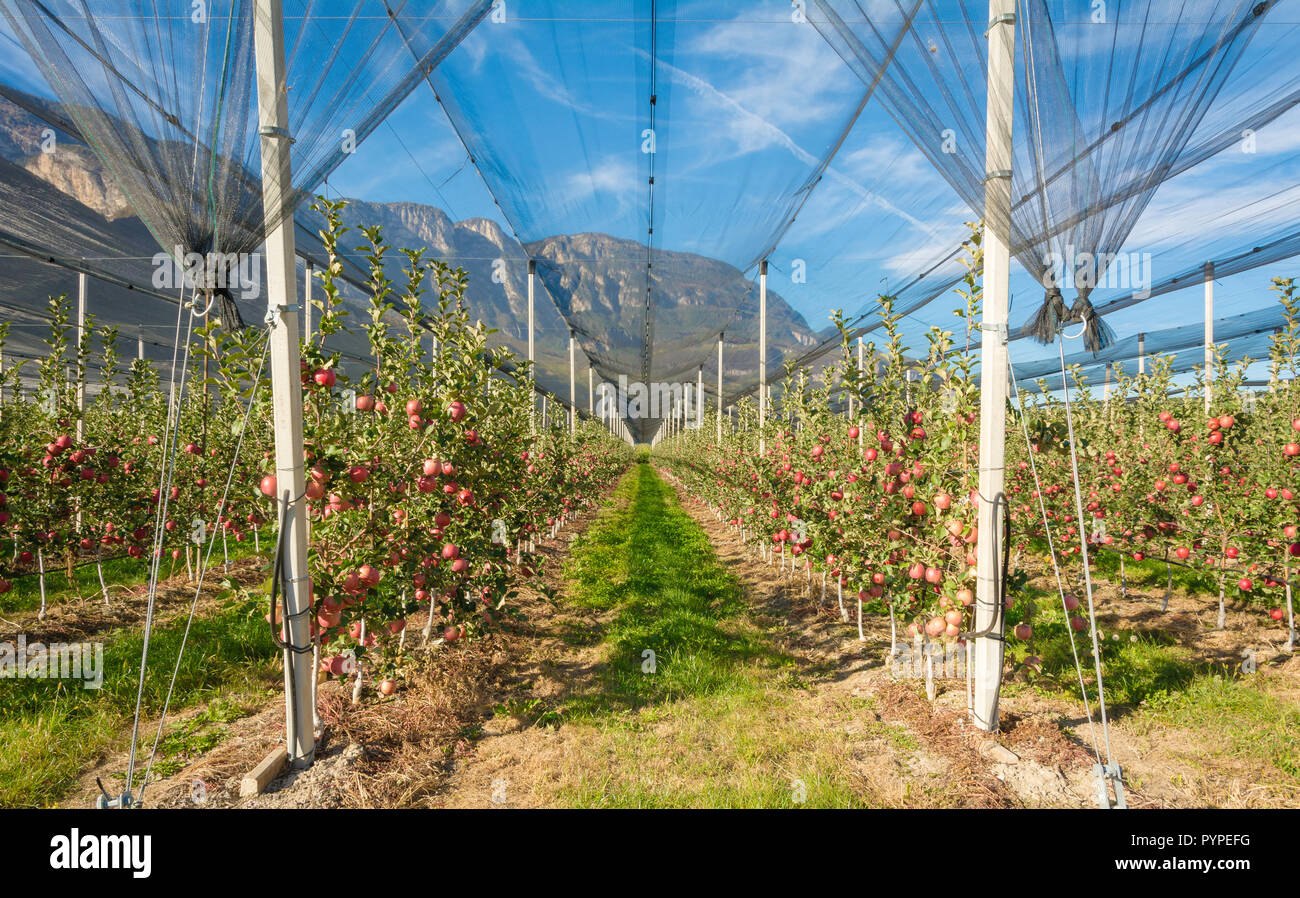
[94,776,135,809]
[1093,762,1127,809]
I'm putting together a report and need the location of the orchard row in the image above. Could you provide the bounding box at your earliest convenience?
[0,198,631,694]
[658,241,1299,648]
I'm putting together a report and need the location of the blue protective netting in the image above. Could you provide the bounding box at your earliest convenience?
[0,0,1298,428]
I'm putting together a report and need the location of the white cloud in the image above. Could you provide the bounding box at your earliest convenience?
[838,135,934,186]
[880,221,972,275]
[682,17,858,131]
[650,54,946,240]
[558,156,637,217]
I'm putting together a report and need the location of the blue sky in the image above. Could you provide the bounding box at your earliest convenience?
[318,0,1300,387]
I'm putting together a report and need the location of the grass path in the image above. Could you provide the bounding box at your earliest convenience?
[435,462,949,808]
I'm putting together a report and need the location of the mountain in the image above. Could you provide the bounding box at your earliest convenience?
[311,199,822,385]
[20,145,133,221]
[0,95,824,426]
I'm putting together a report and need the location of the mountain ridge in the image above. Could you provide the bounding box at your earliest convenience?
[0,94,825,410]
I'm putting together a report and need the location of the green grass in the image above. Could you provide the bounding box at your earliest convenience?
[563,462,789,717]
[148,696,253,778]
[1133,674,1300,782]
[1084,541,1222,596]
[1005,574,1204,706]
[2,554,143,615]
[556,687,902,809]
[543,463,909,808]
[0,598,280,807]
[1006,544,1286,711]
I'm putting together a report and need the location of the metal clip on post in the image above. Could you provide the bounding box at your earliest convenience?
[263,302,300,327]
[258,124,296,143]
[984,11,1016,36]
[980,321,1009,343]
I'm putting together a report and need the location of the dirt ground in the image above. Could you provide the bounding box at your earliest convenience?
[58,470,1299,809]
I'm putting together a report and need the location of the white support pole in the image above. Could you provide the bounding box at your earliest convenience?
[697,365,704,431]
[1103,363,1111,401]
[1204,262,1214,413]
[568,330,576,436]
[759,260,767,456]
[716,333,723,446]
[254,0,315,768]
[973,0,1015,733]
[1271,328,1281,392]
[303,262,313,343]
[75,272,87,442]
[137,331,145,362]
[528,259,536,433]
[1137,332,1145,376]
[857,336,865,443]
[588,366,594,414]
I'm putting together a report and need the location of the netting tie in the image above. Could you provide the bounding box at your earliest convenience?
[982,169,1012,183]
